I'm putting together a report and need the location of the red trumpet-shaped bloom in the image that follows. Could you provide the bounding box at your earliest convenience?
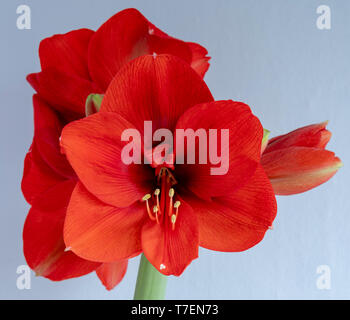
[22,8,209,289]
[22,95,128,289]
[261,122,342,195]
[60,55,277,275]
[26,8,210,122]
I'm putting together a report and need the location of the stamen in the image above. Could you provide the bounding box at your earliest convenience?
[142,194,155,221]
[171,214,177,230]
[142,194,151,201]
[174,200,181,217]
[174,201,181,209]
[154,188,161,217]
[146,168,181,227]
[153,205,160,224]
[171,201,181,231]
[168,188,174,216]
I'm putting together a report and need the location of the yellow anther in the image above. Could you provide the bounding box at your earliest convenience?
[142,194,151,201]
[154,189,160,196]
[171,214,177,231]
[153,205,160,224]
[174,201,181,208]
[168,188,175,216]
[171,201,181,228]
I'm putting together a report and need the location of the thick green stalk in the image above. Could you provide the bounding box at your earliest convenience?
[134,254,168,300]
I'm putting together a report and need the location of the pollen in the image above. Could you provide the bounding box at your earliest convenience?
[142,193,156,221]
[142,194,151,201]
[174,201,181,208]
[154,189,160,196]
[169,188,174,198]
[171,214,177,230]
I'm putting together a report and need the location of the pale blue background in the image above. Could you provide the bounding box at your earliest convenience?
[1,0,349,299]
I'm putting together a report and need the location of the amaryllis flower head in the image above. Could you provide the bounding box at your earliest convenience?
[60,54,277,275]
[261,122,342,195]
[22,95,128,289]
[22,8,210,289]
[27,8,210,122]
[21,7,342,293]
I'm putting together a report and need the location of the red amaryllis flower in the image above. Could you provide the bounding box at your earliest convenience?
[27,8,210,122]
[261,122,342,195]
[22,95,128,289]
[22,8,209,289]
[60,54,277,276]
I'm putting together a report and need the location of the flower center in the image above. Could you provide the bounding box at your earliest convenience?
[141,167,180,230]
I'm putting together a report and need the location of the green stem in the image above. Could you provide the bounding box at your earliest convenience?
[134,254,168,300]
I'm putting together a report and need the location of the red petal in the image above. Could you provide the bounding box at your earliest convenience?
[261,147,343,195]
[96,261,128,290]
[146,21,192,63]
[60,112,153,208]
[187,42,210,78]
[147,22,169,37]
[27,69,97,120]
[88,8,149,91]
[33,95,75,179]
[88,9,197,91]
[100,54,213,134]
[148,35,192,65]
[39,28,94,80]
[21,144,65,204]
[174,100,262,199]
[23,180,100,280]
[141,197,198,276]
[64,182,146,262]
[265,122,331,154]
[147,22,209,78]
[185,165,277,252]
